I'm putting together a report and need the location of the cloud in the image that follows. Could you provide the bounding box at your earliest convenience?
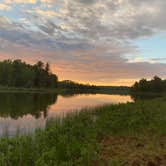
[0,0,166,85]
[5,0,37,4]
[0,3,11,10]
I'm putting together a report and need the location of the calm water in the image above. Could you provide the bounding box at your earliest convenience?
[0,92,133,136]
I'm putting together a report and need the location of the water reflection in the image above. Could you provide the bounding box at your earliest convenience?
[0,93,57,119]
[0,93,133,136]
[48,94,133,117]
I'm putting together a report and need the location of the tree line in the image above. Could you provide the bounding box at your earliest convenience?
[0,93,57,119]
[131,76,166,92]
[0,60,58,88]
[58,80,98,90]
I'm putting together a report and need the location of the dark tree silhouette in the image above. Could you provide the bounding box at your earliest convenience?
[0,59,58,88]
[131,76,166,93]
[58,80,97,89]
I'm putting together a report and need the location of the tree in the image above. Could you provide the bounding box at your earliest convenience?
[139,79,149,91]
[0,60,58,88]
[151,76,163,92]
[45,63,50,74]
[131,76,166,93]
[36,61,44,70]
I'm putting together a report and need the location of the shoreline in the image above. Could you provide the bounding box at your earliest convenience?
[0,86,130,95]
[0,96,165,165]
[0,87,62,94]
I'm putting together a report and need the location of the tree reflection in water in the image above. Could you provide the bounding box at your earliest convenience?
[0,92,58,119]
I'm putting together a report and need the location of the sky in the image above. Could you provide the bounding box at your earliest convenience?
[0,0,166,86]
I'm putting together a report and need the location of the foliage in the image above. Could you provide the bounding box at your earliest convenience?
[58,80,130,95]
[131,76,166,92]
[58,80,98,90]
[0,60,58,88]
[0,97,166,165]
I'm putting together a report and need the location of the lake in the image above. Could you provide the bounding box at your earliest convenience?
[0,92,133,136]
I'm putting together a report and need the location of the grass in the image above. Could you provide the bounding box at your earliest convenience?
[0,97,166,165]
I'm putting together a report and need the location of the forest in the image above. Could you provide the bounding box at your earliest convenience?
[58,80,98,90]
[131,76,166,92]
[0,60,58,88]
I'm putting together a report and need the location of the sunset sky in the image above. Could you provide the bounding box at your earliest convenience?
[0,0,166,86]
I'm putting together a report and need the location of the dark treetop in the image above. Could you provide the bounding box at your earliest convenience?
[0,60,58,88]
[131,76,166,93]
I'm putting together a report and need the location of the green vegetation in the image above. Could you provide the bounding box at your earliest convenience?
[0,60,58,88]
[0,60,165,165]
[131,76,166,93]
[0,59,130,95]
[58,80,99,94]
[58,80,130,95]
[58,80,98,90]
[0,97,165,165]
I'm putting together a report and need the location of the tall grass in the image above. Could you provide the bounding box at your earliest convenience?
[0,97,166,165]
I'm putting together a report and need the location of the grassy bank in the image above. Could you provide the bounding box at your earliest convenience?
[0,97,166,165]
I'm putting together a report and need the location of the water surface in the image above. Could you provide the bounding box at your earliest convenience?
[0,92,133,136]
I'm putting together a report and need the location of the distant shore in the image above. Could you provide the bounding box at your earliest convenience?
[0,86,131,95]
[0,87,60,94]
